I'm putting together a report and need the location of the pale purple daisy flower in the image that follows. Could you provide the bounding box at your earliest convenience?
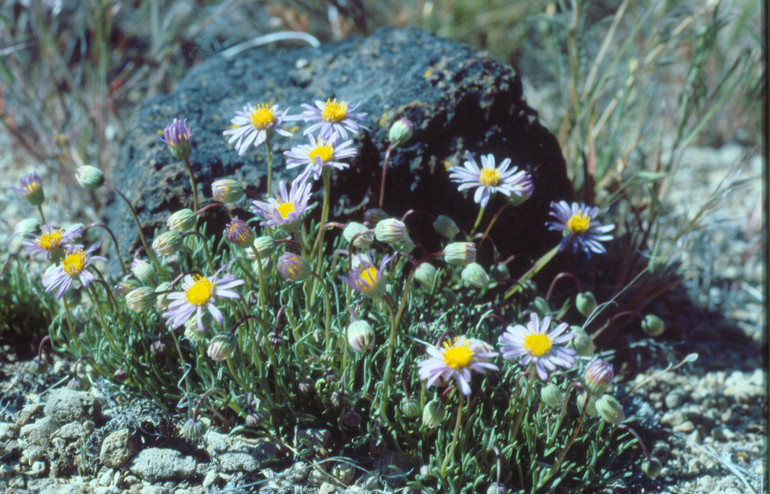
[417,336,499,396]
[162,270,244,332]
[284,135,358,180]
[498,313,576,381]
[23,225,83,260]
[546,200,615,257]
[11,171,45,206]
[449,152,533,208]
[298,98,368,142]
[250,171,313,230]
[42,243,106,299]
[340,252,392,299]
[223,103,293,156]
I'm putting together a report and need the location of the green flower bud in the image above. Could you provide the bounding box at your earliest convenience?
[375,218,407,244]
[152,230,183,256]
[395,234,416,253]
[75,166,105,190]
[400,396,421,418]
[443,242,476,266]
[347,320,375,354]
[343,222,373,249]
[486,483,508,494]
[489,262,510,282]
[540,383,565,409]
[576,392,598,417]
[207,334,237,362]
[114,277,141,297]
[154,281,172,311]
[184,318,205,342]
[596,394,625,426]
[422,399,445,429]
[641,314,665,336]
[415,263,438,290]
[461,262,489,289]
[576,291,597,317]
[166,208,197,231]
[180,418,206,441]
[641,457,662,479]
[570,327,596,357]
[277,253,310,281]
[131,258,155,284]
[432,214,460,239]
[125,287,156,312]
[211,178,244,203]
[583,359,614,396]
[531,296,551,316]
[388,118,413,146]
[247,236,276,260]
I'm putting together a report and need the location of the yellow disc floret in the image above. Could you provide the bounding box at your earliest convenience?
[566,211,591,234]
[62,248,86,276]
[186,275,214,306]
[308,143,334,164]
[321,98,347,123]
[277,201,296,219]
[442,338,474,369]
[37,229,63,251]
[358,267,379,290]
[524,333,552,357]
[250,104,275,130]
[479,167,501,187]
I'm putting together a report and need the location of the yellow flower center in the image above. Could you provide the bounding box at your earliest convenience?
[566,211,591,234]
[249,104,275,130]
[479,167,501,187]
[277,201,295,219]
[185,275,214,306]
[62,248,86,277]
[308,143,334,164]
[25,182,41,195]
[358,266,379,290]
[37,229,63,251]
[442,339,474,369]
[524,333,552,357]
[321,98,347,123]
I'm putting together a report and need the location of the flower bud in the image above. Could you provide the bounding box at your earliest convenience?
[131,258,156,285]
[461,262,489,289]
[443,242,476,266]
[211,178,244,203]
[422,399,445,429]
[12,172,45,206]
[343,222,373,249]
[343,409,362,428]
[363,208,388,224]
[583,359,614,396]
[347,320,375,354]
[14,218,39,238]
[180,418,206,441]
[67,377,85,390]
[507,176,534,206]
[160,118,193,161]
[277,253,310,282]
[152,230,183,256]
[154,281,172,311]
[207,334,236,362]
[113,367,129,382]
[540,383,565,409]
[570,327,596,357]
[400,396,421,418]
[576,392,598,417]
[641,314,665,336]
[75,166,105,190]
[415,263,438,290]
[184,319,205,342]
[245,409,266,428]
[224,218,253,246]
[486,483,508,494]
[576,292,597,317]
[330,389,344,409]
[247,236,276,260]
[388,118,413,147]
[596,395,625,426]
[489,262,510,282]
[114,277,141,297]
[375,218,407,244]
[125,287,156,312]
[642,457,662,479]
[299,377,314,395]
[166,208,197,231]
[150,339,167,357]
[432,215,460,239]
[395,234,416,253]
[531,296,551,316]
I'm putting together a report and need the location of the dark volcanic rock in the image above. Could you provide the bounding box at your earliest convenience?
[107,27,573,265]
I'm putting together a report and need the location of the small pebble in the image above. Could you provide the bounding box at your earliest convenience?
[664,392,684,409]
[711,426,735,441]
[673,420,695,433]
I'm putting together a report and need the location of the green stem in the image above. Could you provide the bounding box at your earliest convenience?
[469,206,486,238]
[87,285,120,354]
[310,167,331,302]
[309,271,333,353]
[441,392,465,474]
[183,158,199,212]
[379,295,398,422]
[504,245,560,300]
[537,390,590,490]
[36,204,46,225]
[61,297,81,355]
[479,202,511,246]
[265,133,273,195]
[510,364,536,443]
[167,323,193,418]
[182,231,216,274]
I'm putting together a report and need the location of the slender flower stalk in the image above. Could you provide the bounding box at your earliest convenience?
[160,118,198,211]
[441,393,465,474]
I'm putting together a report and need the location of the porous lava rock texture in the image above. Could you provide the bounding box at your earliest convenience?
[108,27,574,263]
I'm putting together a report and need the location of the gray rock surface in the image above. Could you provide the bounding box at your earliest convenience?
[129,448,197,482]
[43,389,101,425]
[108,27,573,265]
[203,430,281,473]
[99,428,139,468]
